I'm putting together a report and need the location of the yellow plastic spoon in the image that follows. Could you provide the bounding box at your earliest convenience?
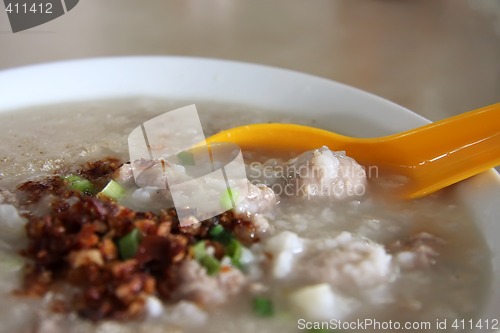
[206,103,500,199]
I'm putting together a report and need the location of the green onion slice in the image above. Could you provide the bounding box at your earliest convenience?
[209,225,232,245]
[220,188,239,211]
[199,254,221,275]
[98,180,126,200]
[191,241,221,276]
[252,296,274,317]
[209,224,224,237]
[63,174,95,195]
[0,252,24,272]
[177,151,195,166]
[226,238,243,267]
[118,228,141,260]
[192,240,207,260]
[209,226,244,268]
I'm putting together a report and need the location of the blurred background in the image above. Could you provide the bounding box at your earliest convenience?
[0,0,499,120]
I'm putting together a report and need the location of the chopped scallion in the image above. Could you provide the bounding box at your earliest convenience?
[192,240,207,260]
[209,226,244,268]
[226,238,243,267]
[98,180,126,200]
[252,296,274,317]
[177,151,195,166]
[0,252,24,272]
[118,228,141,260]
[63,174,95,195]
[209,224,224,237]
[209,224,232,245]
[200,254,221,275]
[191,241,221,276]
[219,188,239,211]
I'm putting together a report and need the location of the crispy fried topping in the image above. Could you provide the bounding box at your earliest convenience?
[15,158,260,321]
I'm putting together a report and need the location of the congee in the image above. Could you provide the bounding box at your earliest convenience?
[0,99,492,333]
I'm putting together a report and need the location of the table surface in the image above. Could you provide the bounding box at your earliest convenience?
[1,0,499,121]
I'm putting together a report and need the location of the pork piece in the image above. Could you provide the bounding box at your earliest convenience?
[173,260,247,306]
[113,162,136,187]
[122,186,173,213]
[0,204,28,247]
[249,214,272,237]
[288,283,356,321]
[391,232,444,269]
[124,159,191,189]
[285,146,367,199]
[296,232,392,289]
[264,231,305,279]
[234,182,277,217]
[264,231,393,289]
[0,189,18,205]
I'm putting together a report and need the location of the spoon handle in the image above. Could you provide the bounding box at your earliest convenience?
[379,103,500,197]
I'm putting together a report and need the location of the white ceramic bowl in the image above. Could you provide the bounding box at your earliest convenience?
[0,57,499,327]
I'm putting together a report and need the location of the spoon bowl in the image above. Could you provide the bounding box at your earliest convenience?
[206,103,500,198]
